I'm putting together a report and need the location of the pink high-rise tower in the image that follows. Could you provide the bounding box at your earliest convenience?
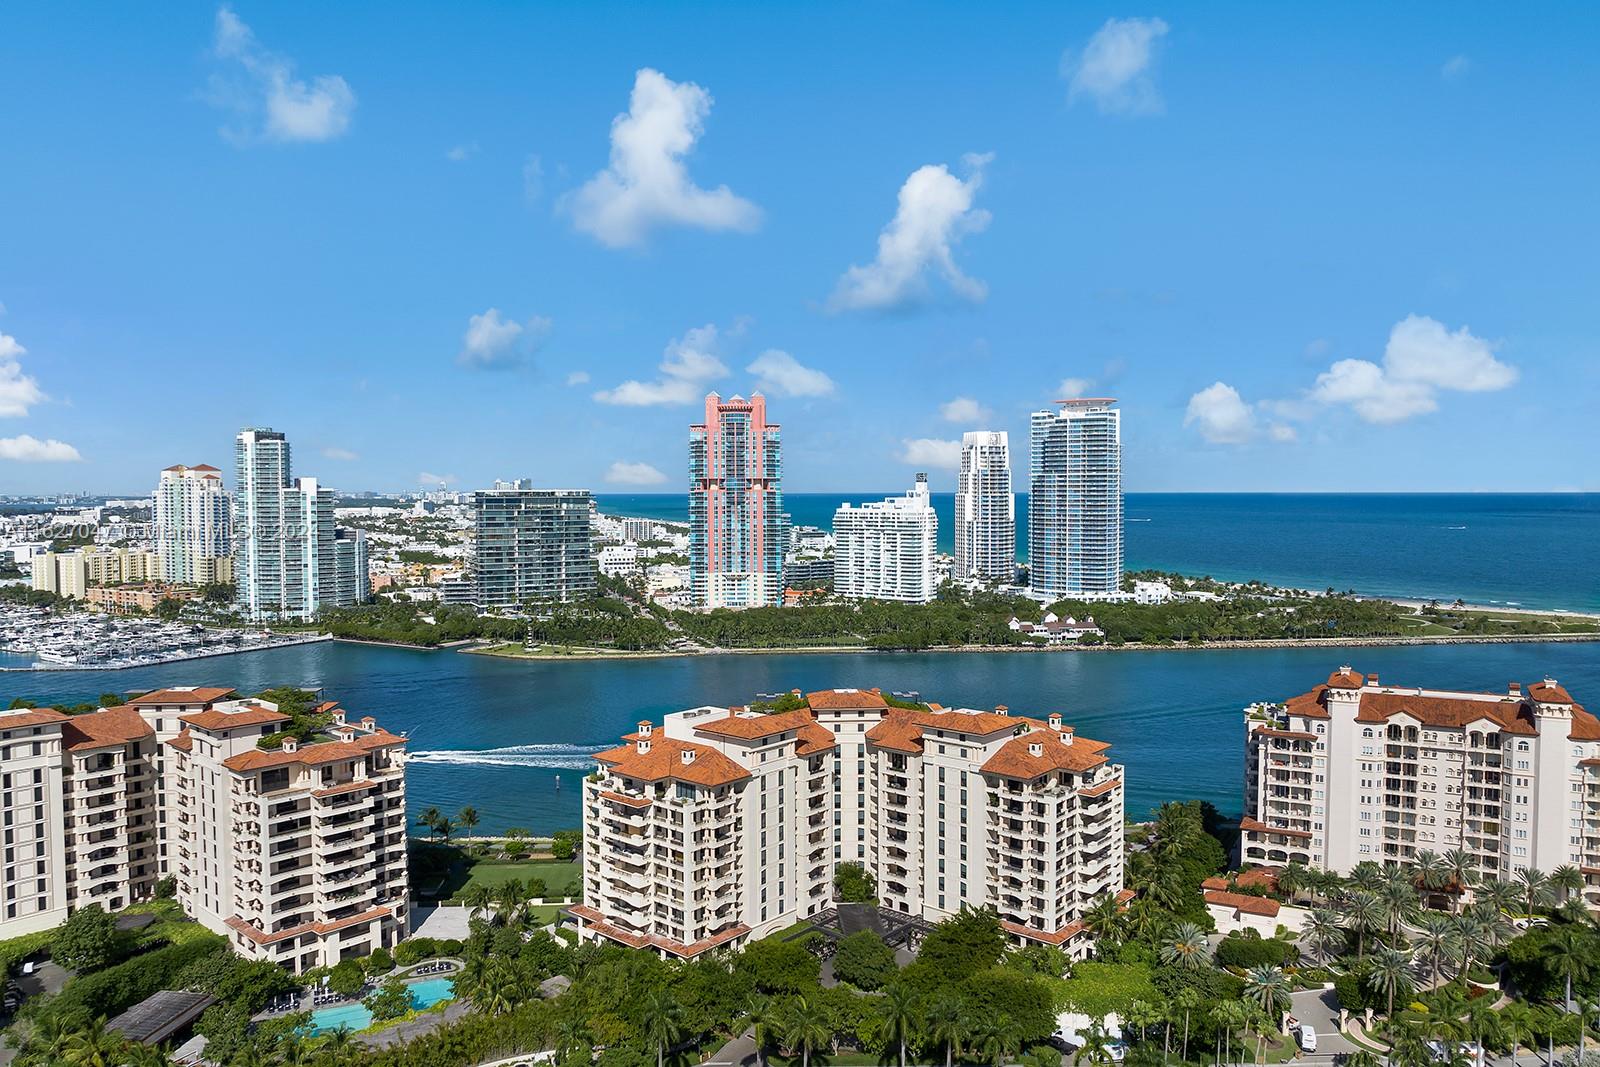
[689,392,786,608]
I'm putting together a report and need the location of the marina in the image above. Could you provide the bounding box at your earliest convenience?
[0,602,329,671]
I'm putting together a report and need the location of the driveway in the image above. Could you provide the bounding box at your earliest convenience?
[1289,988,1357,1057]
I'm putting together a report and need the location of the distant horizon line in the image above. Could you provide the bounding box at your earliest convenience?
[16,488,1597,500]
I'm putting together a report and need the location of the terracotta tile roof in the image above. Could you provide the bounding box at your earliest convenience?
[180,705,291,732]
[225,906,392,946]
[128,687,237,706]
[805,688,889,711]
[1529,681,1575,704]
[1205,890,1280,917]
[570,904,749,958]
[222,730,406,773]
[1326,667,1364,690]
[167,729,193,753]
[311,778,383,799]
[599,790,653,809]
[1282,686,1332,719]
[61,707,154,751]
[1000,919,1087,946]
[594,735,749,788]
[1240,817,1313,840]
[1354,690,1534,733]
[795,721,837,756]
[1202,867,1281,893]
[0,708,71,731]
[914,707,1029,736]
[981,728,1111,780]
[865,709,924,754]
[1077,775,1122,798]
[694,708,815,740]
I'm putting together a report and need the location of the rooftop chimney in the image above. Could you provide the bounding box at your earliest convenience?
[1509,682,1522,697]
[1048,713,1063,730]
[637,738,651,754]
[681,750,696,765]
[1028,741,1043,757]
[1367,674,1379,685]
[995,705,1009,716]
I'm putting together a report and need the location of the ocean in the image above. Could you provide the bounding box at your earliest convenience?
[7,639,1598,835]
[597,492,1600,613]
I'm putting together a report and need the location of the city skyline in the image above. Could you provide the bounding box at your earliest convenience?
[2,4,1597,495]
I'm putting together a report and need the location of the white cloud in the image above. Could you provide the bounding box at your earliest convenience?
[1056,377,1094,399]
[522,154,544,201]
[565,371,591,386]
[567,68,760,248]
[1267,423,1298,443]
[321,446,359,461]
[1063,17,1170,116]
[1442,55,1472,80]
[457,308,551,370]
[0,435,81,462]
[418,471,456,487]
[899,438,962,471]
[1308,315,1515,424]
[1184,382,1257,445]
[446,142,479,162]
[594,324,729,406]
[0,333,43,418]
[746,350,835,398]
[830,154,992,312]
[939,397,988,424]
[605,461,669,486]
[210,6,356,144]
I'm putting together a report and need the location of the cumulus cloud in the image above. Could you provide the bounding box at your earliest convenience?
[830,154,992,312]
[0,435,82,462]
[746,350,835,398]
[210,6,356,144]
[1184,382,1256,444]
[1056,377,1094,399]
[321,446,359,461]
[457,308,551,370]
[899,438,963,471]
[567,69,760,248]
[939,397,988,424]
[605,461,669,486]
[1442,55,1472,80]
[418,471,456,487]
[565,371,591,386]
[1308,314,1516,424]
[594,324,729,406]
[1063,17,1170,116]
[0,333,43,418]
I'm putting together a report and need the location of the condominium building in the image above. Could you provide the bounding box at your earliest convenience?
[833,475,939,603]
[155,464,233,585]
[954,432,1015,583]
[1028,400,1123,598]
[0,705,160,936]
[575,687,1125,959]
[0,689,411,968]
[233,428,367,621]
[32,548,162,600]
[689,393,786,609]
[470,480,595,609]
[1242,667,1600,906]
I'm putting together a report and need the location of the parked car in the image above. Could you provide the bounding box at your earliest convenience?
[1296,1024,1318,1053]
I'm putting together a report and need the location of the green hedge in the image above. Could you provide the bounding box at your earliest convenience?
[0,927,57,977]
[46,934,226,1021]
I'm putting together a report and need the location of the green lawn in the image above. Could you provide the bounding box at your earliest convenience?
[448,859,582,900]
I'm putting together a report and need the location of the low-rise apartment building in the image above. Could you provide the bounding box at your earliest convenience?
[576,687,1125,959]
[1242,667,1600,907]
[0,688,410,970]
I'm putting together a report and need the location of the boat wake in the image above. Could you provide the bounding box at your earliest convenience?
[408,743,609,769]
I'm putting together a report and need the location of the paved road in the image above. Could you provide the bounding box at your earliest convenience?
[1290,988,1359,1057]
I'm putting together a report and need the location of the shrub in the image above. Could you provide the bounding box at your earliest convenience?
[1334,964,1377,1013]
[367,946,394,974]
[833,932,898,991]
[328,958,367,997]
[365,977,411,1022]
[1215,930,1297,969]
[395,939,437,966]
[833,862,876,903]
[54,903,122,972]
[48,936,226,1021]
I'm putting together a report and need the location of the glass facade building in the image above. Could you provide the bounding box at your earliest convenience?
[1028,400,1123,597]
[470,480,595,609]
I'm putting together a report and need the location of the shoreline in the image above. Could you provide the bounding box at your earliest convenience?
[461,630,1600,663]
[0,632,332,672]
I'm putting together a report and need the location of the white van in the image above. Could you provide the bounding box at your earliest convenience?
[1296,1024,1317,1053]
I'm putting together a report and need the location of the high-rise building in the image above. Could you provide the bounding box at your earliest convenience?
[32,548,162,600]
[833,475,939,603]
[1028,399,1123,598]
[689,393,786,609]
[576,687,1125,959]
[470,480,595,609]
[154,464,233,585]
[0,687,412,968]
[954,431,1015,583]
[1241,668,1600,908]
[233,428,366,621]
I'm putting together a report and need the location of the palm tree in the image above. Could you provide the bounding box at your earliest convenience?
[1210,1001,1245,1067]
[1078,1021,1116,1067]
[1412,913,1457,990]
[1366,946,1415,1020]
[876,984,921,1067]
[1515,868,1554,916]
[462,882,496,921]
[925,992,971,1067]
[1347,1052,1382,1067]
[1126,999,1162,1047]
[456,805,480,838]
[1546,925,1589,1011]
[746,994,778,1067]
[63,1018,128,1067]
[1347,890,1386,959]
[642,987,685,1067]
[1160,922,1212,972]
[1350,861,1386,894]
[553,1012,591,1065]
[494,879,525,923]
[276,1032,310,1067]
[1083,892,1125,951]
[23,1012,78,1065]
[476,955,524,1016]
[229,1044,270,1067]
[1243,966,1290,1027]
[1175,988,1203,1063]
[1411,850,1448,893]
[1475,878,1519,917]
[417,805,443,840]
[1303,908,1345,964]
[782,995,833,1067]
[1550,864,1585,906]
[1441,849,1478,912]
[1380,877,1419,938]
[319,1026,356,1067]
[121,1047,173,1067]
[1574,998,1597,1065]
[973,1013,1022,1067]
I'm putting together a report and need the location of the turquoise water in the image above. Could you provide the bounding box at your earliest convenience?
[308,977,455,1035]
[597,492,1600,612]
[7,638,1597,834]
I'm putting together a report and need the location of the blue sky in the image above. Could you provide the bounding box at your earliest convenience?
[2,2,1597,495]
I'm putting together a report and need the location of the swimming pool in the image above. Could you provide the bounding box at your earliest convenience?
[307,976,456,1035]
